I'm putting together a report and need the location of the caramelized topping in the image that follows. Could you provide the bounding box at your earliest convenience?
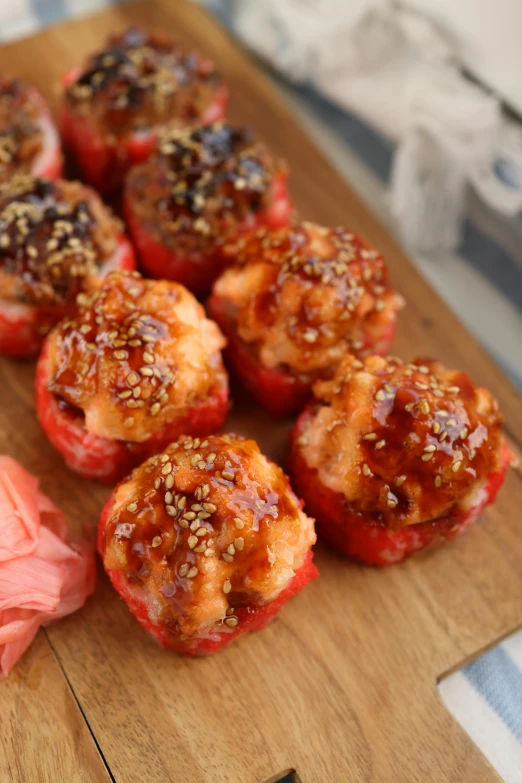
[0,76,44,179]
[299,355,504,528]
[102,433,315,639]
[126,123,286,246]
[0,175,119,306]
[65,28,224,135]
[213,222,404,374]
[47,270,226,442]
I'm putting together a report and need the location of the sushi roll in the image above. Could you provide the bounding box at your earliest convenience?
[289,354,513,565]
[36,270,229,482]
[60,28,228,195]
[0,74,62,182]
[124,123,292,294]
[0,175,135,358]
[98,432,317,654]
[209,223,403,415]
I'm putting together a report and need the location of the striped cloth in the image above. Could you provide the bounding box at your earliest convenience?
[1,2,521,782]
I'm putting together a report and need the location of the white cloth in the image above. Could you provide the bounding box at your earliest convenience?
[231,0,522,251]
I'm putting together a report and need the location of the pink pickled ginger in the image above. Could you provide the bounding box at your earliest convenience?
[0,456,95,678]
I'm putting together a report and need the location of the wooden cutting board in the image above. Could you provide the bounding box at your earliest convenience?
[0,2,521,781]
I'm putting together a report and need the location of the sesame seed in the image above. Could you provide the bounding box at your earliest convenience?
[164,491,173,505]
[415,382,429,390]
[126,502,138,512]
[114,350,126,360]
[303,330,317,343]
[207,453,216,463]
[424,444,437,452]
[447,418,457,427]
[126,400,139,409]
[127,373,139,386]
[195,528,207,537]
[203,502,217,513]
[235,537,244,550]
[225,617,238,628]
[165,505,176,516]
[469,448,476,459]
[179,563,189,577]
[223,579,232,594]
[375,390,386,401]
[192,504,202,512]
[204,548,215,557]
[165,474,174,489]
[375,440,386,449]
[222,471,235,481]
[187,566,199,579]
[124,417,134,428]
[118,390,132,399]
[362,463,371,476]
[198,511,211,520]
[183,512,197,521]
[150,402,161,416]
[405,402,415,412]
[234,518,244,529]
[188,535,198,549]
[151,536,162,547]
[434,476,442,487]
[177,496,186,509]
[421,453,434,461]
[387,498,398,509]
[452,460,462,472]
[420,400,430,415]
[140,367,154,376]
[448,386,460,394]
[439,432,448,442]
[395,476,406,487]
[363,433,377,441]
[460,428,468,439]
[179,519,189,529]
[222,552,234,563]
[438,410,449,417]
[161,463,172,475]
[227,544,235,555]
[80,324,91,335]
[433,422,441,434]
[154,478,162,490]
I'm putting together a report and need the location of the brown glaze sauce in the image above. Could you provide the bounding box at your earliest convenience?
[103,434,310,638]
[214,222,403,374]
[0,76,43,179]
[0,175,118,306]
[126,123,285,246]
[47,270,226,443]
[303,354,504,529]
[65,28,224,135]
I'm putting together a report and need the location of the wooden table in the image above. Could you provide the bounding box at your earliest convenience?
[0,2,521,781]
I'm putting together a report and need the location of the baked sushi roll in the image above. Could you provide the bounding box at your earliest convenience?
[36,270,229,483]
[124,123,292,295]
[0,175,135,358]
[98,433,317,654]
[0,74,62,182]
[60,28,228,195]
[289,355,513,566]
[209,223,403,415]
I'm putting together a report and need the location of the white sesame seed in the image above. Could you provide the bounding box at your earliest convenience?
[362,463,371,476]
[421,453,434,461]
[187,566,199,579]
[222,471,235,480]
[452,460,462,472]
[363,433,377,441]
[204,548,215,557]
[124,417,134,428]
[234,518,244,529]
[424,444,436,452]
[150,402,161,416]
[188,535,198,549]
[195,527,207,537]
[395,476,406,487]
[235,537,244,550]
[151,536,162,547]
[223,579,232,594]
[165,491,173,505]
[225,617,238,627]
[127,502,138,512]
[179,563,189,577]
[434,476,442,487]
[222,552,234,563]
[375,440,386,450]
[165,474,174,489]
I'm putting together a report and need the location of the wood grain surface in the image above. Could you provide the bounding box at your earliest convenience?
[0,2,521,782]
